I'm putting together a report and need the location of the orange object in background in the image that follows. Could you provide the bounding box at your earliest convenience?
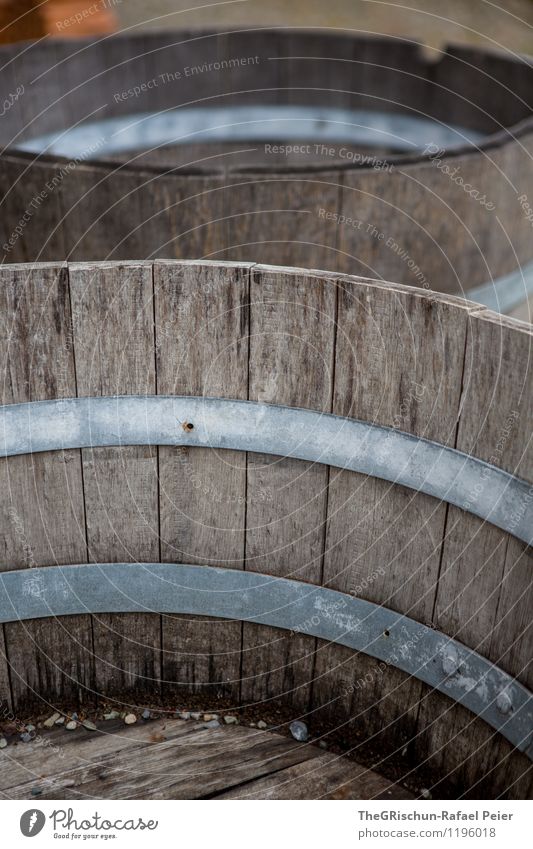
[0,0,118,44]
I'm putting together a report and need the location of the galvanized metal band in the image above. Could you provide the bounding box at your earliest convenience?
[1,396,531,546]
[466,259,533,315]
[0,562,530,756]
[14,106,483,158]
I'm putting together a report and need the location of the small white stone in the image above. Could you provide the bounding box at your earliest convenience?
[421,788,432,799]
[82,720,97,731]
[124,714,137,725]
[55,716,65,726]
[190,712,202,721]
[0,737,7,749]
[224,715,238,725]
[65,720,78,731]
[318,740,328,750]
[44,712,61,729]
[103,711,120,721]
[257,720,268,730]
[203,714,218,722]
[177,711,191,720]
[205,719,220,728]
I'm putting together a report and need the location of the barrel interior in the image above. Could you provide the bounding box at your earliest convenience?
[0,260,531,799]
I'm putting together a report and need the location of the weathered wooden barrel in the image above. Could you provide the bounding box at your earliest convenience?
[1,31,533,316]
[0,260,531,799]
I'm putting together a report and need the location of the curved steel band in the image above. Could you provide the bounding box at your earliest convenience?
[14,106,483,157]
[0,562,530,757]
[0,396,531,546]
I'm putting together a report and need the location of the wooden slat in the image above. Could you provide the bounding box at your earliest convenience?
[415,309,533,799]
[154,260,250,701]
[69,261,161,701]
[1,717,413,801]
[241,265,336,712]
[0,263,92,711]
[313,279,471,758]
[216,753,413,800]
[5,724,320,800]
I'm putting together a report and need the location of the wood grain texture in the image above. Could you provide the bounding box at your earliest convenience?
[241,265,336,712]
[311,280,471,762]
[154,260,250,701]
[0,263,92,711]
[0,718,413,801]
[1,32,533,301]
[0,260,530,796]
[69,261,161,701]
[415,310,533,799]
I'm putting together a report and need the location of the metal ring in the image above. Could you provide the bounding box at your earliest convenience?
[0,396,531,546]
[0,562,530,757]
[13,106,483,158]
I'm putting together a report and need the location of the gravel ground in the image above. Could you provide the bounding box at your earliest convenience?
[116,0,533,54]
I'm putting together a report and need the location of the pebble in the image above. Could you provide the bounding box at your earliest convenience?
[30,787,42,797]
[82,720,97,731]
[177,711,191,720]
[223,715,238,725]
[124,714,137,725]
[289,720,309,742]
[203,714,218,722]
[103,711,120,721]
[55,717,65,726]
[20,732,33,742]
[26,724,36,733]
[44,712,61,729]
[65,721,78,731]
[141,709,152,721]
[71,713,78,721]
[257,720,268,729]
[190,712,202,721]
[318,740,328,750]
[421,788,432,799]
[205,719,220,729]
[0,737,7,749]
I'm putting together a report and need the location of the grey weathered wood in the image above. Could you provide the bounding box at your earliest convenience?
[154,260,250,700]
[1,718,411,801]
[69,261,161,700]
[0,260,530,797]
[241,265,336,711]
[0,263,92,711]
[312,278,471,757]
[2,32,533,302]
[217,752,413,800]
[415,310,533,799]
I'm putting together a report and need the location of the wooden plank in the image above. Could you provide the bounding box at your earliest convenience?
[69,261,161,701]
[5,724,321,800]
[415,309,533,799]
[154,260,250,701]
[313,278,471,758]
[241,266,336,712]
[0,263,92,711]
[225,175,343,271]
[216,753,414,800]
[0,718,207,793]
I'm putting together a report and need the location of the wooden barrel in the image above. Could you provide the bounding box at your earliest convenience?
[0,260,531,799]
[1,30,533,316]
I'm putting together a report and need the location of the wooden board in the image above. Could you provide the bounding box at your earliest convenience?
[0,719,413,801]
[415,309,533,799]
[0,263,92,712]
[69,261,161,700]
[154,261,250,701]
[241,265,336,712]
[313,278,473,758]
